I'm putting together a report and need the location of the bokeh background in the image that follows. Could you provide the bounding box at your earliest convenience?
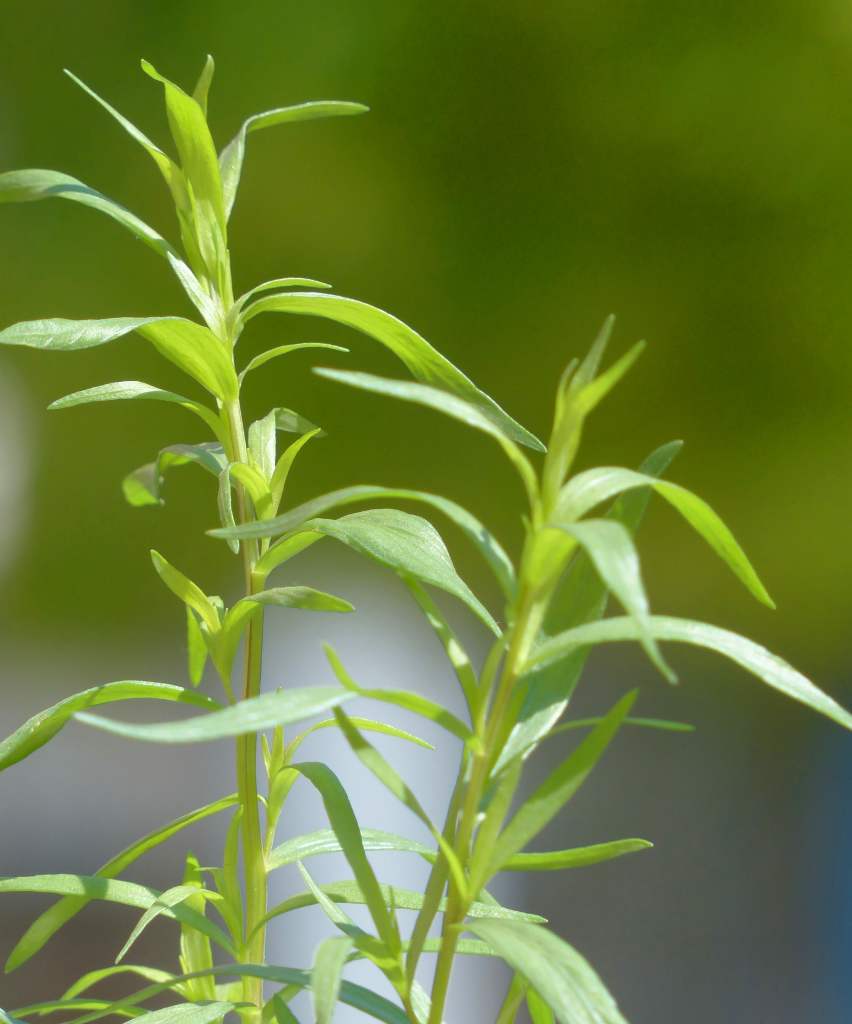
[1,2,850,1021]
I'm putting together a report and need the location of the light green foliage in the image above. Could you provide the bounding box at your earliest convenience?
[0,54,848,1024]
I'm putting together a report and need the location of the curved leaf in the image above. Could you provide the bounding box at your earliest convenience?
[75,686,354,743]
[312,935,354,1024]
[6,795,237,972]
[267,828,433,873]
[121,1005,234,1024]
[505,839,652,872]
[554,519,674,683]
[555,467,774,608]
[242,291,544,450]
[0,682,218,773]
[0,876,234,957]
[0,168,174,257]
[532,615,852,731]
[0,316,238,401]
[240,342,347,381]
[220,102,369,219]
[315,368,538,495]
[150,550,220,632]
[116,884,221,964]
[62,965,176,999]
[124,442,228,507]
[466,920,628,1024]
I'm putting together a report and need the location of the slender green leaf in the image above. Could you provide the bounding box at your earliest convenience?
[0,682,217,773]
[116,884,221,964]
[242,291,544,450]
[532,616,852,731]
[177,854,217,1001]
[268,828,433,873]
[6,795,236,972]
[0,876,234,957]
[8,1000,141,1019]
[75,686,354,743]
[192,56,215,115]
[505,839,652,871]
[220,102,368,219]
[0,316,238,400]
[120,1005,234,1024]
[124,442,228,507]
[467,920,628,1024]
[0,168,174,257]
[489,693,636,874]
[312,934,353,1024]
[151,550,220,632]
[332,708,468,898]
[62,966,175,1000]
[555,467,774,608]
[141,60,226,234]
[47,380,223,439]
[302,509,499,635]
[286,762,399,954]
[269,994,300,1024]
[315,368,537,495]
[240,343,347,381]
[498,442,682,771]
[324,643,473,743]
[259,880,545,928]
[527,987,555,1024]
[186,608,207,686]
[554,519,675,683]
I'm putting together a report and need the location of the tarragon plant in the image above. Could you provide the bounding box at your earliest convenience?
[0,57,849,1024]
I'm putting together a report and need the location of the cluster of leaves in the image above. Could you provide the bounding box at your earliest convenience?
[1,57,849,1024]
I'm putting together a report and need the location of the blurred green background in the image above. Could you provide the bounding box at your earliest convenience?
[0,1,850,1021]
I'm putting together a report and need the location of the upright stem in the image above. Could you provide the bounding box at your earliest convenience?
[224,398,268,1016]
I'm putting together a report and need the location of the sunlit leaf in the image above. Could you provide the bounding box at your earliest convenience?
[555,466,774,608]
[0,682,217,774]
[224,484,515,601]
[295,509,499,635]
[124,442,228,507]
[0,168,174,257]
[240,342,347,381]
[467,920,628,1024]
[220,102,368,219]
[505,839,652,871]
[62,965,175,1000]
[554,519,675,683]
[0,876,234,957]
[241,291,544,450]
[267,828,432,873]
[5,795,236,972]
[533,616,852,731]
[75,686,354,743]
[192,56,215,115]
[312,934,353,1024]
[151,550,220,632]
[488,693,635,875]
[116,884,221,964]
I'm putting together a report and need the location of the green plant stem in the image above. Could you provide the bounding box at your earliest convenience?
[224,397,268,1017]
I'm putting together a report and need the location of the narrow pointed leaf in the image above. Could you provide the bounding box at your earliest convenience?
[192,56,215,115]
[533,616,852,731]
[0,168,174,256]
[121,1005,234,1024]
[555,467,774,607]
[312,934,354,1024]
[554,519,675,683]
[505,839,652,871]
[124,442,228,507]
[62,966,176,1000]
[301,509,499,635]
[467,920,628,1024]
[151,550,220,632]
[116,884,221,964]
[267,828,433,873]
[489,693,636,873]
[0,682,217,773]
[242,291,544,450]
[220,101,368,219]
[0,876,234,957]
[240,342,347,380]
[222,484,515,600]
[5,794,236,972]
[76,686,353,744]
